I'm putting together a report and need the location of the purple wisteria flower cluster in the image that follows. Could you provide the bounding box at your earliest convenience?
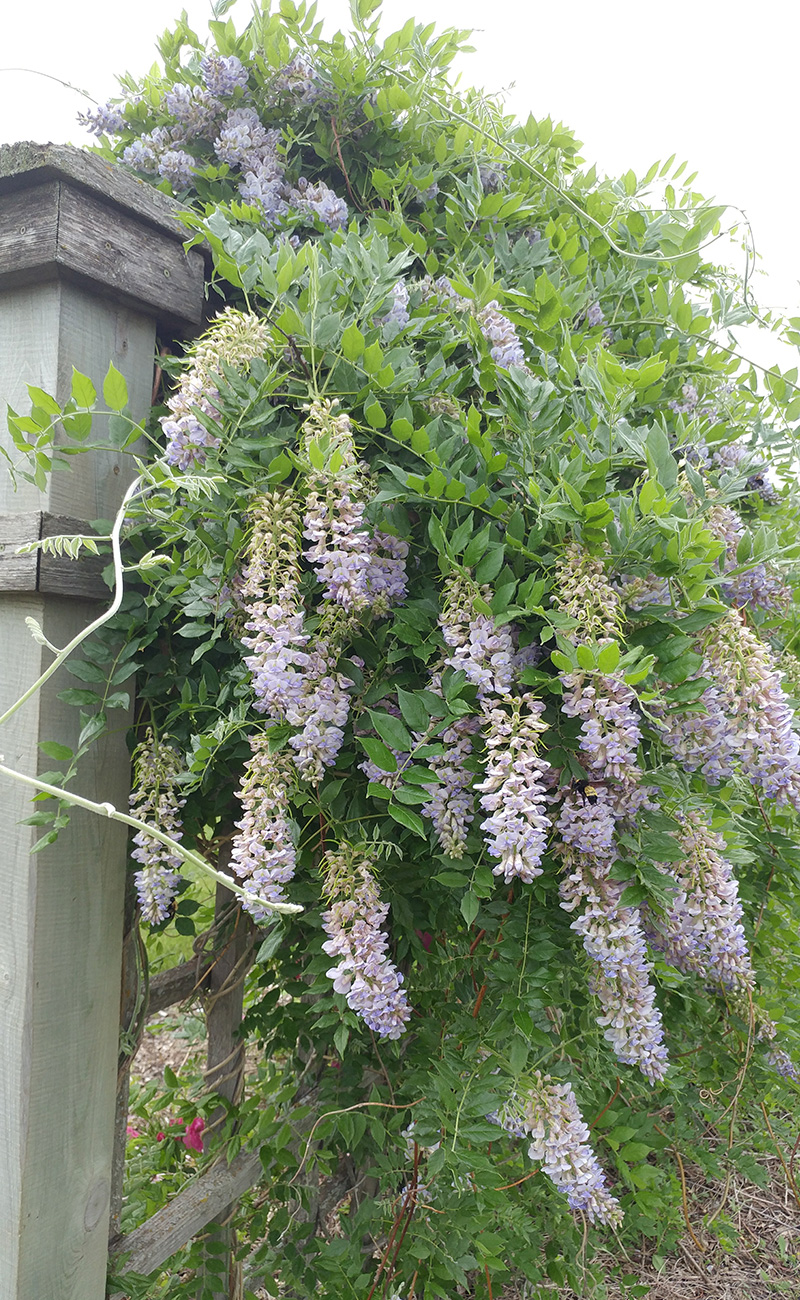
[556,542,624,642]
[301,400,408,616]
[439,576,515,698]
[321,845,411,1039]
[376,280,411,330]
[476,694,551,883]
[664,609,800,810]
[476,300,528,370]
[240,491,353,782]
[646,811,754,991]
[422,710,480,858]
[554,545,667,1081]
[161,307,271,469]
[494,1073,623,1226]
[129,731,187,925]
[81,52,348,227]
[231,735,297,919]
[707,504,789,613]
[560,850,668,1083]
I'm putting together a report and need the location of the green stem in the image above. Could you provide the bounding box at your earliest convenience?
[0,476,141,731]
[0,760,302,915]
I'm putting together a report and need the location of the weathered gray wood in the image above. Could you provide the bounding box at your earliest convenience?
[201,880,253,1300]
[0,150,204,1300]
[0,144,207,330]
[147,955,213,1017]
[0,512,108,598]
[0,142,203,241]
[110,875,141,1242]
[108,1148,263,1283]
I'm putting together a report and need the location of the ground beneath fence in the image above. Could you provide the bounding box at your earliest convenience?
[129,1012,800,1300]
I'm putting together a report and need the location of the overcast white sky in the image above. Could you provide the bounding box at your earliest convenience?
[2,0,798,370]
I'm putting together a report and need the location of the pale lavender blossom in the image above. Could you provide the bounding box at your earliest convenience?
[321,847,411,1039]
[240,492,353,779]
[666,611,800,809]
[584,302,605,327]
[376,280,411,329]
[122,134,160,173]
[79,100,127,135]
[560,852,669,1083]
[129,731,186,925]
[670,382,699,415]
[214,106,275,168]
[286,630,353,782]
[477,300,527,369]
[291,176,348,230]
[160,307,271,468]
[238,167,289,221]
[231,735,296,919]
[555,543,623,643]
[163,83,222,137]
[707,504,788,613]
[201,54,250,97]
[422,714,479,857]
[557,785,618,858]
[560,672,642,784]
[476,694,551,883]
[661,672,739,784]
[646,811,754,991]
[494,1074,623,1227]
[270,52,321,104]
[158,148,196,190]
[302,401,407,617]
[766,1048,799,1079]
[439,575,515,699]
[304,488,408,616]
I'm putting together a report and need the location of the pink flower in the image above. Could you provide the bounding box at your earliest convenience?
[126,1126,141,1139]
[156,1131,166,1141]
[182,1116,205,1152]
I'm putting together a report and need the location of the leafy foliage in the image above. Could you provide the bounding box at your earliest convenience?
[7,1,800,1296]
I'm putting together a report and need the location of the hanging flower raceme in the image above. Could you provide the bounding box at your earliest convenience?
[707,504,789,613]
[286,606,354,782]
[240,492,353,780]
[476,693,552,883]
[493,1073,623,1227]
[560,851,669,1083]
[646,811,754,992]
[231,734,297,919]
[240,490,308,722]
[161,307,271,469]
[129,730,187,925]
[302,399,408,617]
[665,609,800,810]
[555,542,624,644]
[321,845,411,1039]
[476,300,529,370]
[439,575,515,699]
[422,712,480,858]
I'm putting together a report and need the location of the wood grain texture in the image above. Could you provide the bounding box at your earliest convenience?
[0,512,108,598]
[108,1149,263,1283]
[0,147,205,1299]
[201,882,253,1300]
[147,956,214,1016]
[0,144,208,331]
[0,142,200,240]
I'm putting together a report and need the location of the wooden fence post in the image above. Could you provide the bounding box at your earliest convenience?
[0,142,205,1300]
